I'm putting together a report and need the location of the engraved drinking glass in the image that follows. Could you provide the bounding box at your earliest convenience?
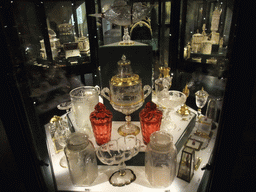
[70,86,100,137]
[195,87,209,120]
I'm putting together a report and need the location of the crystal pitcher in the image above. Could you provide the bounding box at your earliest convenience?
[69,86,100,137]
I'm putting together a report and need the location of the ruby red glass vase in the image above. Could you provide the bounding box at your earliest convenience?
[139,101,163,145]
[90,103,113,145]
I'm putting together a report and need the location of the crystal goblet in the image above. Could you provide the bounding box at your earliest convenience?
[195,87,209,120]
[158,90,186,131]
[96,135,141,187]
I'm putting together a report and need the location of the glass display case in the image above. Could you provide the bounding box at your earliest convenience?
[0,0,255,192]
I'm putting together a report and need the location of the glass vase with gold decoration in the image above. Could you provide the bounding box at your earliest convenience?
[101,55,151,136]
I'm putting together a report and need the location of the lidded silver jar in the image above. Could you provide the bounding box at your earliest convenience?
[64,132,98,186]
[145,131,177,188]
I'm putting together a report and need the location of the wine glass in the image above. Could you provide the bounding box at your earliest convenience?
[96,135,141,187]
[195,87,209,120]
[50,116,71,168]
[158,90,186,131]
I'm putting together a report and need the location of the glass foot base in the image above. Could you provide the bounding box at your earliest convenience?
[59,156,68,168]
[160,120,177,132]
[118,41,135,45]
[118,123,140,136]
[109,169,136,187]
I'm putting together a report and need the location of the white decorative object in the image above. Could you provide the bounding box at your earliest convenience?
[191,30,204,53]
[211,31,220,44]
[77,36,90,53]
[201,40,216,55]
[211,7,222,32]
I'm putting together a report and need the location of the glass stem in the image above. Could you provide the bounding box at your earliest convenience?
[164,108,172,121]
[197,108,202,117]
[125,115,131,127]
[119,161,126,176]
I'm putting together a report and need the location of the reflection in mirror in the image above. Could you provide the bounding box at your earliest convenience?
[183,0,234,68]
[44,1,90,63]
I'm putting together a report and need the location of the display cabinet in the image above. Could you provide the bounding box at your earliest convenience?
[0,0,99,122]
[0,0,255,192]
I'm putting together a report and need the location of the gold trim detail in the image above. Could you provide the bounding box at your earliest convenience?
[110,98,144,107]
[111,74,140,87]
[194,157,202,171]
[118,41,135,46]
[118,126,140,136]
[50,115,62,123]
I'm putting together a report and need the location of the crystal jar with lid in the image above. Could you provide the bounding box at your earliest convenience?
[145,131,177,188]
[64,132,98,186]
[101,55,151,136]
[90,102,113,145]
[139,101,163,145]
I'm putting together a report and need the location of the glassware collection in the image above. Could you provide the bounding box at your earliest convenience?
[44,0,222,188]
[0,0,236,190]
[47,53,214,187]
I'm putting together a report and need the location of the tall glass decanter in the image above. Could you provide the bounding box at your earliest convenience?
[101,55,151,136]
